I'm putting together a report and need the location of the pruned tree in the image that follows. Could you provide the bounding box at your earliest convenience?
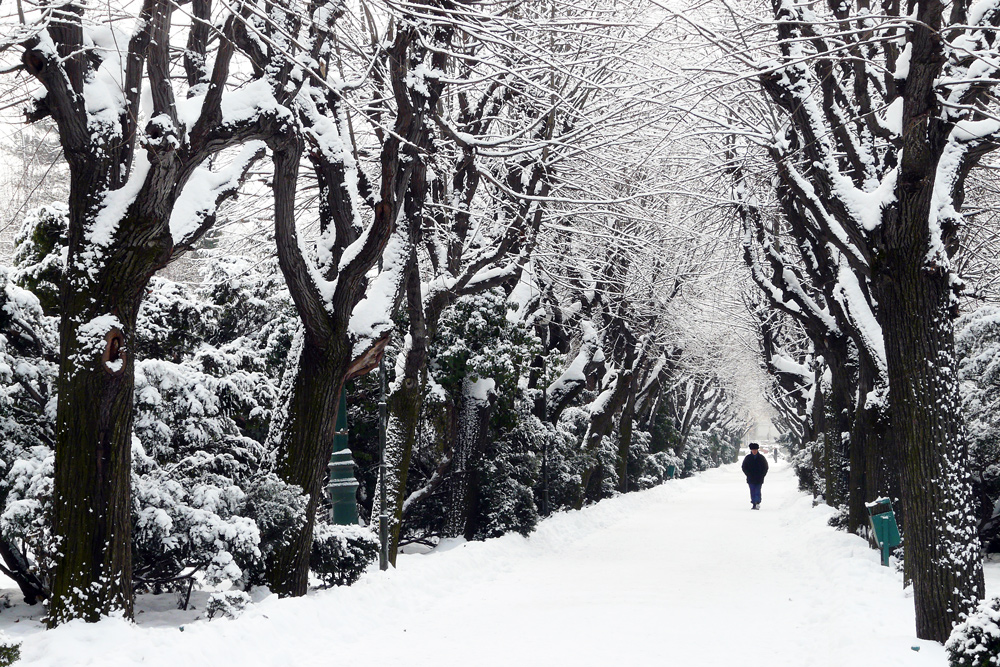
[255,0,468,594]
[375,0,665,554]
[2,0,304,622]
[672,0,1000,638]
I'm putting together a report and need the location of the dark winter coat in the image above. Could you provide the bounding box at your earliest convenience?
[741,452,769,485]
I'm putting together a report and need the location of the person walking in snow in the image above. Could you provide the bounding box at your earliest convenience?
[742,442,769,510]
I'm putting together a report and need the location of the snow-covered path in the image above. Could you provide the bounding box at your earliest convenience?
[7,461,972,665]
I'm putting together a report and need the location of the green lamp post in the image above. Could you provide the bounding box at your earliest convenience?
[328,391,359,525]
[378,357,388,570]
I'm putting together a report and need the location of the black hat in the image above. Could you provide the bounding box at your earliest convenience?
[749,442,759,450]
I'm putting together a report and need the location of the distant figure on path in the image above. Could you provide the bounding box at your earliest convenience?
[742,442,769,510]
[773,447,778,463]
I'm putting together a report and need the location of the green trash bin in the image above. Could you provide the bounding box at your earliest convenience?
[866,498,900,567]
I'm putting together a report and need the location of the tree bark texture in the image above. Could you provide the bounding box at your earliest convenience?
[875,265,982,640]
[874,238,983,640]
[617,379,639,493]
[384,255,429,565]
[867,0,985,640]
[264,336,348,596]
[47,154,177,624]
[823,343,853,509]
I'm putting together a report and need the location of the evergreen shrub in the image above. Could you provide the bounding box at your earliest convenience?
[206,590,252,620]
[310,523,379,587]
[0,631,19,666]
[792,440,824,497]
[947,596,1000,667]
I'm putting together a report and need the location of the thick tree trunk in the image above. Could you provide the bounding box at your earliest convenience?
[848,356,873,534]
[617,381,638,493]
[382,255,429,565]
[874,261,983,640]
[823,344,853,509]
[49,310,136,624]
[48,174,169,623]
[265,336,348,596]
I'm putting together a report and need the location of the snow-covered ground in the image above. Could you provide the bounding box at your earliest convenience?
[4,460,997,665]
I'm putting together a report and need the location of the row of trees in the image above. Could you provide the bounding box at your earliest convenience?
[664,0,1000,642]
[0,0,756,625]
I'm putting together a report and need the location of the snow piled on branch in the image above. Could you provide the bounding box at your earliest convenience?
[88,151,151,250]
[349,227,409,360]
[170,142,267,246]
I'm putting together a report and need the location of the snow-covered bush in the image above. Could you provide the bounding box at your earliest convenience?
[586,434,621,502]
[0,443,55,582]
[12,203,67,316]
[629,431,682,490]
[310,523,379,587]
[792,438,825,498]
[946,596,1000,667]
[129,272,291,593]
[206,590,252,620]
[957,307,1000,551]
[472,455,538,539]
[681,430,715,476]
[430,289,539,394]
[470,409,541,539]
[241,474,309,588]
[0,631,20,667]
[132,438,262,592]
[0,217,62,601]
[198,252,297,378]
[135,277,215,362]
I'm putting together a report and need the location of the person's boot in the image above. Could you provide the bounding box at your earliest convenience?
[752,503,759,510]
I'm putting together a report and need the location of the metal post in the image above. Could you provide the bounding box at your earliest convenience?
[879,515,890,567]
[540,357,549,517]
[378,356,389,570]
[327,391,359,524]
[542,437,549,517]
